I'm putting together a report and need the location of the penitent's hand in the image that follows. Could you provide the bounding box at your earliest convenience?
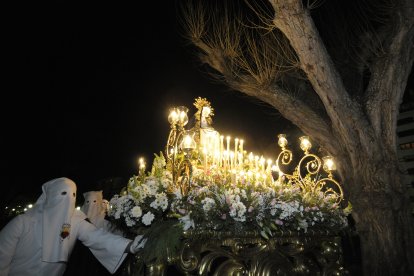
[129,235,147,254]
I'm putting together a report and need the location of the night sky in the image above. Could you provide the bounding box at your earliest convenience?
[2,1,295,206]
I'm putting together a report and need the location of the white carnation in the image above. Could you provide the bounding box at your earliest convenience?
[150,192,168,211]
[131,206,143,218]
[142,211,155,226]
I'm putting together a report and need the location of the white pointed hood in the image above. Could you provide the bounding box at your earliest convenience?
[28,177,77,262]
[81,190,106,228]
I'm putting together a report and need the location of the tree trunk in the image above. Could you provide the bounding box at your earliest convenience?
[356,206,414,275]
[345,158,414,275]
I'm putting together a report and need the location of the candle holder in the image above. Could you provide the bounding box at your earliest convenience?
[164,98,343,203]
[276,135,343,203]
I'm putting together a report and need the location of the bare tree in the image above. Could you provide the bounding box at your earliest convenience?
[180,0,414,274]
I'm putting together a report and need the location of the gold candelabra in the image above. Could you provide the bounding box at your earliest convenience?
[276,134,343,203]
[161,98,343,202]
[164,106,196,196]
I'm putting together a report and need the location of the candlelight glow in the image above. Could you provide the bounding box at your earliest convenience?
[299,136,312,152]
[168,108,179,125]
[181,131,197,151]
[323,156,336,172]
[278,134,288,148]
[162,98,343,203]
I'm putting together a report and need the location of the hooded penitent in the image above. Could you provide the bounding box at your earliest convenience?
[81,191,106,228]
[27,177,77,262]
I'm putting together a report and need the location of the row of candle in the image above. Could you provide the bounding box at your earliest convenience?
[198,131,277,177]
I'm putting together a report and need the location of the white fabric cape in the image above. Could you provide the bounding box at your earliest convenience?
[0,210,131,276]
[0,177,131,276]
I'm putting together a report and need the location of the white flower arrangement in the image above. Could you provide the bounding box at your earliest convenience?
[108,152,350,238]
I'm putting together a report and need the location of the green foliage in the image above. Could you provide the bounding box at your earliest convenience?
[151,152,166,178]
[139,220,183,264]
[344,201,352,216]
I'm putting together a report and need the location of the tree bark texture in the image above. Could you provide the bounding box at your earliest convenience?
[342,158,414,275]
[270,2,414,274]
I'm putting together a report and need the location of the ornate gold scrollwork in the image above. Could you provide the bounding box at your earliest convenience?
[132,231,348,275]
[276,135,344,204]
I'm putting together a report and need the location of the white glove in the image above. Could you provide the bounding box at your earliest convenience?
[129,235,147,254]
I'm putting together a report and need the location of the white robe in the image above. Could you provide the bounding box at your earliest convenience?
[0,210,131,276]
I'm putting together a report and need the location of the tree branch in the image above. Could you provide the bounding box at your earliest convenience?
[365,0,414,148]
[270,0,376,155]
[223,76,336,155]
[189,39,335,155]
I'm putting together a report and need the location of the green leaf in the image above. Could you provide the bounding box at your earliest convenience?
[260,230,269,240]
[344,201,352,215]
[167,213,182,219]
[263,226,273,237]
[139,220,183,264]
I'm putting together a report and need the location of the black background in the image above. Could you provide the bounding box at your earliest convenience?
[2,1,294,206]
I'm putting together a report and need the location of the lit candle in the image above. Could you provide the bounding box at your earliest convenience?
[168,108,178,125]
[214,150,220,167]
[234,138,239,162]
[226,136,231,153]
[230,151,235,169]
[266,159,273,172]
[183,135,193,149]
[231,169,237,185]
[138,157,145,175]
[256,172,261,182]
[239,139,244,155]
[255,155,259,170]
[260,157,265,172]
[220,135,224,167]
[248,152,254,168]
[299,136,312,153]
[238,152,243,169]
[278,134,288,148]
[223,150,229,170]
[203,147,208,172]
[323,156,336,176]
